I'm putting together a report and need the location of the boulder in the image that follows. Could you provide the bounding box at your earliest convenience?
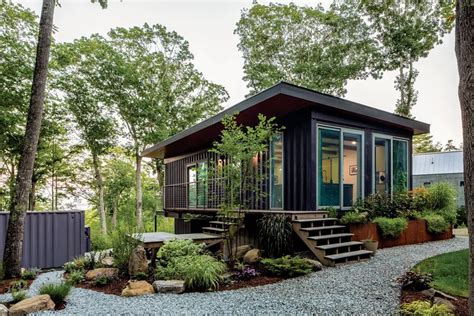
[434,297,456,312]
[421,288,436,299]
[128,245,149,276]
[0,304,8,316]
[85,267,119,281]
[243,249,261,264]
[9,295,55,315]
[153,280,185,294]
[101,256,114,267]
[122,280,155,297]
[304,258,323,271]
[235,245,253,259]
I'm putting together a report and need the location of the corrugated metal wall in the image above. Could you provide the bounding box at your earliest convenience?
[0,210,87,269]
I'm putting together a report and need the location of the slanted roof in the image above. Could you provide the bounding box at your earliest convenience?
[413,151,464,175]
[142,81,430,159]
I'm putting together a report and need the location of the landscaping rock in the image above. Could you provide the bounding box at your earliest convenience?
[0,304,8,316]
[153,280,185,294]
[101,256,114,267]
[128,245,148,276]
[421,288,436,299]
[236,245,253,259]
[121,280,155,297]
[243,249,261,264]
[85,267,119,281]
[434,297,456,312]
[304,259,323,271]
[9,294,55,315]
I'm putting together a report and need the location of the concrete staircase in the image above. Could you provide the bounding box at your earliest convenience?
[292,217,372,266]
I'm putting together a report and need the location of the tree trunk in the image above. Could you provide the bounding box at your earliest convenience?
[111,199,118,230]
[92,151,107,235]
[3,0,55,278]
[135,150,143,230]
[455,1,474,314]
[28,178,36,211]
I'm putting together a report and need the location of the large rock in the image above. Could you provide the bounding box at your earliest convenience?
[9,295,55,315]
[122,280,155,297]
[101,256,114,267]
[304,258,323,271]
[153,280,185,294]
[85,267,119,281]
[0,304,8,316]
[243,249,261,264]
[434,297,456,312]
[235,245,253,259]
[128,245,149,276]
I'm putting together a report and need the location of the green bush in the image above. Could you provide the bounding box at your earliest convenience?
[91,233,112,251]
[261,256,314,277]
[21,268,38,280]
[9,279,28,292]
[39,283,71,305]
[157,239,204,265]
[132,272,148,280]
[340,211,367,224]
[456,206,467,228]
[400,300,453,315]
[257,214,293,258]
[427,182,457,211]
[67,270,85,285]
[324,207,338,218]
[111,228,142,273]
[422,213,450,234]
[373,217,408,238]
[63,262,78,273]
[359,192,395,219]
[94,274,112,286]
[11,290,27,303]
[155,254,226,291]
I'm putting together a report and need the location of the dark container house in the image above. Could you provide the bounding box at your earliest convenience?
[142,82,430,266]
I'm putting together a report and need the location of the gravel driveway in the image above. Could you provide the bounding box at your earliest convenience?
[7,237,468,315]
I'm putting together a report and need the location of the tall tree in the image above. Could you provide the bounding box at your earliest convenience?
[235,3,380,96]
[444,139,459,151]
[413,133,442,153]
[455,1,473,313]
[96,24,228,228]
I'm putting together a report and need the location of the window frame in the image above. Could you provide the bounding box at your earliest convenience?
[186,160,208,208]
[269,132,284,210]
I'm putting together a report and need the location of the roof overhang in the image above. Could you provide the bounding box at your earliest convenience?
[142,82,430,159]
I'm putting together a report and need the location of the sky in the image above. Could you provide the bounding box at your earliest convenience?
[18,0,463,146]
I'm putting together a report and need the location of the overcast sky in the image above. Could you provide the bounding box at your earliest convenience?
[19,0,463,146]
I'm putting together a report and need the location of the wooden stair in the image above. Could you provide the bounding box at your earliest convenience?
[202,214,244,236]
[293,217,372,266]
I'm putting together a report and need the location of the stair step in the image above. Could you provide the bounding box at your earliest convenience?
[316,241,363,250]
[325,249,372,261]
[293,218,338,223]
[209,221,235,226]
[202,227,227,233]
[308,233,354,241]
[300,225,346,232]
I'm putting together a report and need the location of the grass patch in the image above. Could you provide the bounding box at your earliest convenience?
[414,249,468,298]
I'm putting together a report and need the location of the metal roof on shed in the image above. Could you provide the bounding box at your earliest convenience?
[413,151,464,175]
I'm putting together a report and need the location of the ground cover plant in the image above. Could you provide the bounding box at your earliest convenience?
[373,217,408,238]
[400,300,453,315]
[261,256,314,277]
[340,210,367,224]
[39,282,72,305]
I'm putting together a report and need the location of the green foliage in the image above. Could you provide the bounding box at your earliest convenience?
[91,233,112,251]
[261,256,314,277]
[456,206,467,228]
[324,207,338,219]
[157,239,204,265]
[132,272,148,280]
[67,270,85,286]
[110,228,142,273]
[414,249,468,298]
[413,134,443,153]
[397,271,433,291]
[9,279,28,292]
[257,214,292,258]
[63,262,79,274]
[11,290,27,303]
[39,283,72,305]
[373,217,408,238]
[422,213,450,234]
[427,182,456,212]
[94,274,112,286]
[340,211,367,224]
[20,268,38,280]
[400,300,453,316]
[156,255,226,291]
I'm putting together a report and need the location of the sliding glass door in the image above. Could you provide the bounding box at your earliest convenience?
[187,161,208,208]
[318,126,364,208]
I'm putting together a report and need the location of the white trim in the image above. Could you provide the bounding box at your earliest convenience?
[270,132,284,210]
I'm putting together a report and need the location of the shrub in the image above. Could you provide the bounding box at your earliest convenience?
[324,207,338,219]
[360,192,395,219]
[67,270,85,285]
[156,254,226,291]
[422,213,450,234]
[400,300,453,316]
[157,239,204,265]
[11,290,27,303]
[94,274,112,286]
[39,283,71,305]
[257,214,293,258]
[73,256,90,270]
[261,256,314,277]
[411,187,430,211]
[111,228,142,273]
[63,262,78,273]
[91,233,112,251]
[396,271,433,291]
[456,206,467,228]
[373,217,408,238]
[21,268,38,280]
[9,279,28,292]
[237,267,257,281]
[132,272,148,280]
[340,211,367,224]
[427,182,457,211]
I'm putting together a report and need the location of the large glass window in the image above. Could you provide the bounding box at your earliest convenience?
[270,133,284,209]
[374,137,391,194]
[318,128,341,207]
[343,132,363,207]
[393,140,409,192]
[187,161,207,208]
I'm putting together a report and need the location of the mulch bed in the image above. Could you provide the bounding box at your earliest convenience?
[401,288,468,316]
[0,278,33,295]
[219,274,285,291]
[75,276,130,296]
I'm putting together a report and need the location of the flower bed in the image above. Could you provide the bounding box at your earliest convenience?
[348,219,453,248]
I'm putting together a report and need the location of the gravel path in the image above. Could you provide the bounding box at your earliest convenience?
[15,237,470,315]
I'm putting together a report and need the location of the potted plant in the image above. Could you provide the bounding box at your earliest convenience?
[361,232,378,254]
